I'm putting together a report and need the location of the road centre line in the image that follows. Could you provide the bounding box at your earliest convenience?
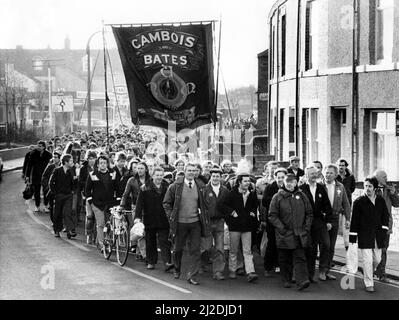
[111,262,192,294]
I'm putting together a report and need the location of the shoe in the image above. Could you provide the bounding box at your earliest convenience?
[236,268,245,276]
[247,273,258,283]
[62,228,67,233]
[326,273,337,280]
[165,263,174,272]
[70,231,77,238]
[147,264,155,270]
[283,281,292,288]
[229,271,237,279]
[264,270,274,278]
[54,232,60,238]
[187,278,200,285]
[173,271,181,279]
[365,286,375,293]
[34,207,40,212]
[213,272,225,281]
[136,254,144,262]
[309,276,318,283]
[44,207,50,213]
[67,232,72,239]
[275,267,280,273]
[379,276,390,283]
[318,272,327,281]
[297,280,311,291]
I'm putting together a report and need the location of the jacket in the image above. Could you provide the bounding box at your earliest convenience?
[376,185,399,234]
[79,161,95,196]
[135,180,169,229]
[49,166,74,196]
[203,183,229,220]
[41,162,59,195]
[261,181,281,222]
[85,169,118,210]
[300,183,333,223]
[268,187,313,249]
[349,194,390,249]
[114,166,132,198]
[321,181,351,226]
[287,166,305,181]
[163,178,209,239]
[336,169,356,204]
[120,176,141,208]
[26,149,52,185]
[219,186,259,232]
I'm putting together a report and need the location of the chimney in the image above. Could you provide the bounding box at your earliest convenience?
[64,35,71,50]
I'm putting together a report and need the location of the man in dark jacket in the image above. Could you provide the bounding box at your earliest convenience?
[41,151,61,219]
[220,173,259,283]
[261,167,287,277]
[287,156,305,182]
[269,174,313,290]
[22,145,35,180]
[300,165,333,282]
[349,176,390,293]
[135,167,173,271]
[26,141,53,212]
[163,162,209,285]
[85,155,118,252]
[201,167,229,280]
[49,154,76,238]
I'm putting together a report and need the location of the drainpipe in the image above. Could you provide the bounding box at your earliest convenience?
[295,0,302,156]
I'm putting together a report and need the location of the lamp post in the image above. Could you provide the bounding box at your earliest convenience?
[86,31,102,133]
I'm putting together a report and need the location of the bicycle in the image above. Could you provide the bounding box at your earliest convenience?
[103,206,132,266]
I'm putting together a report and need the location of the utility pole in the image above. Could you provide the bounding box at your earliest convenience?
[352,0,359,176]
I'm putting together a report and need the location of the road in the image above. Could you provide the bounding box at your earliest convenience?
[1,170,399,300]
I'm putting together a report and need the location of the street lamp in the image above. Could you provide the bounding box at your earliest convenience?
[86,30,102,133]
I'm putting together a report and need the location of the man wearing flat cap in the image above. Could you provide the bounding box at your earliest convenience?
[287,156,305,182]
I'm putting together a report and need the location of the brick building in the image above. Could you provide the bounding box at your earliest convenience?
[267,0,399,181]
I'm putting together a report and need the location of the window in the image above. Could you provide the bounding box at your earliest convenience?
[271,25,276,79]
[281,14,286,76]
[305,1,313,71]
[376,0,394,63]
[305,108,319,163]
[370,111,398,179]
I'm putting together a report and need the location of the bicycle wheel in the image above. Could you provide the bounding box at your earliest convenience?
[116,223,130,266]
[103,221,113,260]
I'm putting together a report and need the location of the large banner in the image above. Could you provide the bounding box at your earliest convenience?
[112,24,216,131]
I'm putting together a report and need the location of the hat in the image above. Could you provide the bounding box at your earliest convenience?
[210,167,223,175]
[163,172,173,179]
[285,173,297,182]
[289,156,300,162]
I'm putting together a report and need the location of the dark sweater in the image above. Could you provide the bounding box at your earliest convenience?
[49,166,74,195]
[85,169,118,210]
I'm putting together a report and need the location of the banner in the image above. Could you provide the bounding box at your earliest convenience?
[112,24,216,132]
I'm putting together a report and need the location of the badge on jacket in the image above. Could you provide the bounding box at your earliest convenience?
[295,195,300,200]
[318,193,322,198]
[209,193,213,197]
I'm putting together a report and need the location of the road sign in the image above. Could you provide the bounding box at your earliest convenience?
[52,95,73,112]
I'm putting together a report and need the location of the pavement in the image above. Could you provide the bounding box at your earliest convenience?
[2,157,24,173]
[1,169,399,299]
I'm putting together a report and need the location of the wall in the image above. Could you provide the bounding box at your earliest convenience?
[0,146,29,161]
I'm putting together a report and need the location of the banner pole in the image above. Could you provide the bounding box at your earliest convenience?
[214,18,222,126]
[102,20,110,149]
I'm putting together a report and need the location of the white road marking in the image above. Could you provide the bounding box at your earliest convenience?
[111,262,192,294]
[26,208,90,252]
[331,267,399,289]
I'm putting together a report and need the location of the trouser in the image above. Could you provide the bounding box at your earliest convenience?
[145,228,171,265]
[376,234,390,279]
[264,222,279,271]
[43,188,50,207]
[91,204,110,246]
[327,222,339,273]
[306,219,330,278]
[200,219,225,275]
[33,184,42,207]
[48,194,55,223]
[341,215,350,249]
[53,194,73,233]
[278,245,308,285]
[229,231,255,274]
[85,202,97,240]
[173,221,201,280]
[361,245,381,288]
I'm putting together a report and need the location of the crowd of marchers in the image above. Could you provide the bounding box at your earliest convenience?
[21,127,399,293]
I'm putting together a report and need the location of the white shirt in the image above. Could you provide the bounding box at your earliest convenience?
[309,183,317,202]
[212,184,221,197]
[326,181,335,207]
[240,189,250,206]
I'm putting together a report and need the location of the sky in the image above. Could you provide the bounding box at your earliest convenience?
[0,0,274,89]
